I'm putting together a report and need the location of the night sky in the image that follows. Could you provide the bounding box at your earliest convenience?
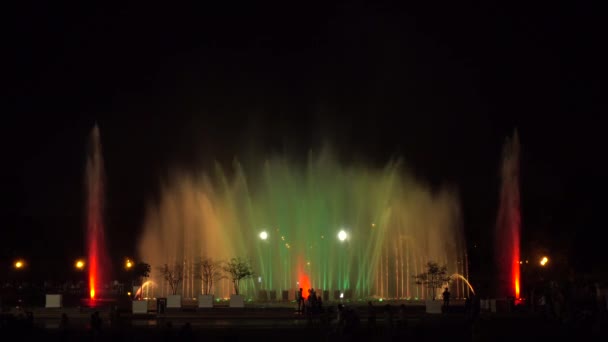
[4,3,604,278]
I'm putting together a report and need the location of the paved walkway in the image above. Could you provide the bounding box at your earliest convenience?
[2,303,606,341]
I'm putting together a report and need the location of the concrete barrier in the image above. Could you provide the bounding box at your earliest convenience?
[132,300,148,314]
[230,294,244,308]
[167,295,182,309]
[45,294,62,308]
[198,294,214,308]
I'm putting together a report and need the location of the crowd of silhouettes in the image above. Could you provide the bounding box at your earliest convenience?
[304,288,323,316]
[90,311,103,338]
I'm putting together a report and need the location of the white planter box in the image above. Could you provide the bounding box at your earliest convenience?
[198,294,214,308]
[167,294,182,308]
[132,300,148,314]
[425,299,442,314]
[229,294,244,308]
[45,294,62,308]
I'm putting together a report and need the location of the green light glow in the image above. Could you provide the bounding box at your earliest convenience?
[139,149,466,299]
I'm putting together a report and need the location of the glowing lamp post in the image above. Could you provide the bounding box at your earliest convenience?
[75,259,86,270]
[125,258,135,296]
[337,230,349,293]
[539,256,549,267]
[259,231,270,291]
[14,260,25,270]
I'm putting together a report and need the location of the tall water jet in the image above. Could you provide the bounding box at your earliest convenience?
[139,148,468,299]
[495,130,521,299]
[85,125,110,300]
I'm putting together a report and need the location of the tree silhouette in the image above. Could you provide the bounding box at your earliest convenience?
[413,261,451,300]
[132,262,151,286]
[196,258,225,295]
[222,257,254,295]
[158,263,184,295]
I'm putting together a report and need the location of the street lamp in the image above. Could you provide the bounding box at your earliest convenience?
[540,256,549,266]
[14,259,25,270]
[338,230,348,242]
[125,258,133,270]
[75,259,85,270]
[337,229,349,294]
[259,231,270,292]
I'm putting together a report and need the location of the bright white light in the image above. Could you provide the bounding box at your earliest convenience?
[340,292,344,298]
[259,231,268,240]
[338,230,347,241]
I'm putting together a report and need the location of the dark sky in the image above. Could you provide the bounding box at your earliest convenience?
[3,2,604,277]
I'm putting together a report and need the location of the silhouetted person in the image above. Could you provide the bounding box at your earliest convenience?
[367,301,376,330]
[384,304,394,329]
[59,312,69,339]
[90,312,96,330]
[59,312,69,331]
[398,304,408,327]
[297,288,304,313]
[337,304,346,328]
[471,316,483,342]
[163,321,174,341]
[109,304,118,327]
[443,288,451,311]
[343,308,360,338]
[25,311,34,329]
[90,311,102,340]
[178,322,194,341]
[538,293,547,318]
[472,294,481,319]
[317,294,323,313]
[465,296,472,320]
[308,289,315,309]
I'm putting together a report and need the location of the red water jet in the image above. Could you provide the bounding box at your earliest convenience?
[495,130,521,299]
[86,125,110,300]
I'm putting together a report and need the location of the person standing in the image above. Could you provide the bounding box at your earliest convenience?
[296,288,304,313]
[442,288,451,311]
[367,301,376,330]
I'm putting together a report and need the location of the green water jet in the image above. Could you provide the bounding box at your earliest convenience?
[138,149,467,299]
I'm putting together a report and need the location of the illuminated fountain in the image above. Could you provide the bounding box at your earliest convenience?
[85,124,111,302]
[135,280,158,299]
[139,148,469,300]
[495,130,521,299]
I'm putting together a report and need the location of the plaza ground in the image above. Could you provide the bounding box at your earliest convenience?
[2,300,606,341]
